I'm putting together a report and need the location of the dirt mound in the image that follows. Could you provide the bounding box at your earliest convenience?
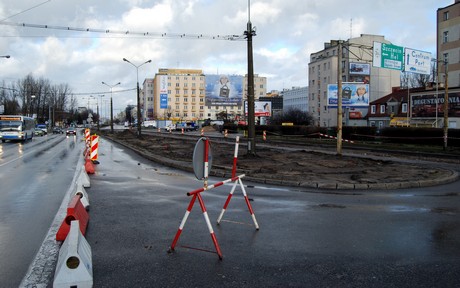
[103,130,457,189]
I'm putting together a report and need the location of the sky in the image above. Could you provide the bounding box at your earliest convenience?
[0,0,453,114]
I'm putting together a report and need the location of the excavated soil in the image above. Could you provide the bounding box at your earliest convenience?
[101,129,456,188]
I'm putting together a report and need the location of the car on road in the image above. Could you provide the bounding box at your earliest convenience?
[34,128,44,136]
[53,127,64,134]
[36,124,48,134]
[66,127,77,136]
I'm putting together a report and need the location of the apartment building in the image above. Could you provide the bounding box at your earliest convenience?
[153,69,206,121]
[438,0,460,88]
[308,34,400,127]
[142,78,154,120]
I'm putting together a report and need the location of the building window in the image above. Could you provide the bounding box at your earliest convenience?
[444,53,449,64]
[402,103,407,113]
[443,31,449,43]
[380,105,385,114]
[371,105,376,114]
[444,11,449,21]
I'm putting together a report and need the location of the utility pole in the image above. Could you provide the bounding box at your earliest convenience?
[246,0,256,156]
[443,60,449,150]
[337,40,343,156]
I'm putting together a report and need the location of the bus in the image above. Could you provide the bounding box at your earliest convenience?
[0,115,36,143]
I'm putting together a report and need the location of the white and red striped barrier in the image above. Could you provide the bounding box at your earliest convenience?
[263,130,266,141]
[84,128,90,145]
[319,133,354,143]
[217,136,259,229]
[90,135,99,161]
[168,136,259,260]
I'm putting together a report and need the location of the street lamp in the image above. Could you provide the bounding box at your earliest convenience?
[97,94,105,130]
[30,95,36,118]
[102,81,121,133]
[0,55,10,59]
[123,57,152,137]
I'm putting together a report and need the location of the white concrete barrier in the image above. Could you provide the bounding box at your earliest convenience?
[53,220,93,288]
[77,166,91,188]
[75,183,90,211]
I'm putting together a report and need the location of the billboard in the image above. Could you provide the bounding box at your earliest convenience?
[349,62,370,75]
[244,101,272,117]
[205,74,243,106]
[373,41,404,70]
[411,92,460,118]
[327,83,370,107]
[159,75,168,109]
[404,48,432,75]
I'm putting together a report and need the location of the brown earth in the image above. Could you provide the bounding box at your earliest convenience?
[101,128,458,189]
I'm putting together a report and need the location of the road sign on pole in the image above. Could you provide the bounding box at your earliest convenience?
[373,41,404,70]
[404,48,432,75]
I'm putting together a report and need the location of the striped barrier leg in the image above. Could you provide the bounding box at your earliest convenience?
[197,192,223,259]
[239,178,259,230]
[216,180,239,225]
[168,194,197,252]
[231,136,240,178]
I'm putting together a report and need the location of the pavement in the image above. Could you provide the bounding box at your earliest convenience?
[20,131,460,287]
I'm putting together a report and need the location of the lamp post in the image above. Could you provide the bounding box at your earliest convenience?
[97,94,105,130]
[102,81,121,133]
[123,58,151,137]
[30,95,36,118]
[0,55,10,59]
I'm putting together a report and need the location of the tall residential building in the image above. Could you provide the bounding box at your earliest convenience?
[282,86,309,113]
[308,34,401,127]
[438,0,460,88]
[153,69,206,121]
[142,78,154,120]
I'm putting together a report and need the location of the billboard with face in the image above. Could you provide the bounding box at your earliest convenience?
[205,74,243,106]
[327,83,370,107]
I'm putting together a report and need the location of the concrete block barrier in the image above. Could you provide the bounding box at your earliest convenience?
[56,195,89,241]
[53,220,93,288]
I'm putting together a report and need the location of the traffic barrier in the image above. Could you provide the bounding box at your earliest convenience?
[318,133,354,143]
[217,136,259,229]
[84,128,90,145]
[75,183,90,211]
[263,130,266,141]
[181,128,184,135]
[224,129,228,138]
[201,128,204,136]
[77,166,91,188]
[56,195,89,241]
[90,135,99,161]
[216,176,259,230]
[85,158,95,174]
[53,220,93,288]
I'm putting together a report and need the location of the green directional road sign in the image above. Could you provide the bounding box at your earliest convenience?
[373,42,404,71]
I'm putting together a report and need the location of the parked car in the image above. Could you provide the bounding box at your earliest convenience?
[66,127,77,136]
[53,127,64,134]
[34,128,44,136]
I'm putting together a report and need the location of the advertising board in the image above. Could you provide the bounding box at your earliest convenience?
[327,83,370,107]
[205,74,243,106]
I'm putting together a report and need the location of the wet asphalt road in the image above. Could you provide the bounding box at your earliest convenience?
[83,137,460,287]
[0,133,81,287]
